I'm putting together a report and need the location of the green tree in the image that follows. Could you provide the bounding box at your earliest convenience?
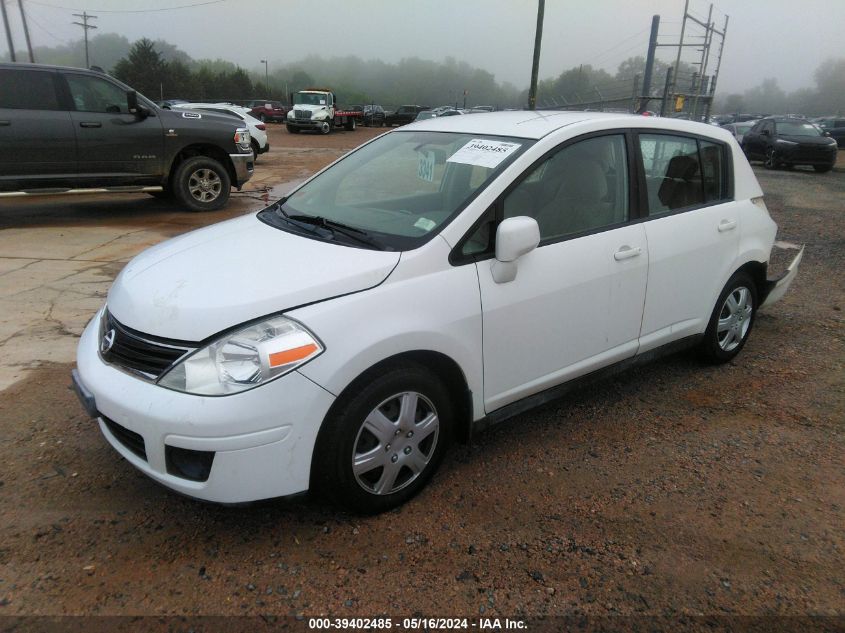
[112,38,167,99]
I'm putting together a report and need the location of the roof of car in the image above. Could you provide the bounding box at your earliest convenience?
[404,110,733,141]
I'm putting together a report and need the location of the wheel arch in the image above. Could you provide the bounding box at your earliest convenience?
[167,144,236,188]
[733,260,768,304]
[308,350,473,492]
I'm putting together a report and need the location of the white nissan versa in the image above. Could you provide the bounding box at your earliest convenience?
[73,111,802,513]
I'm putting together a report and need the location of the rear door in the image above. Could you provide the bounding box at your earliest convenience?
[60,70,164,186]
[0,67,76,191]
[636,132,738,352]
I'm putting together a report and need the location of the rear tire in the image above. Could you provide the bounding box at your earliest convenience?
[312,363,453,514]
[172,156,231,212]
[319,120,331,134]
[699,271,758,364]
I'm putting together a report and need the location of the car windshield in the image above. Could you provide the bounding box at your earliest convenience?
[295,93,327,106]
[261,131,533,251]
[736,123,754,133]
[778,121,822,137]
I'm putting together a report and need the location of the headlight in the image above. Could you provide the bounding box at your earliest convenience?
[287,111,294,119]
[775,139,797,146]
[158,316,323,396]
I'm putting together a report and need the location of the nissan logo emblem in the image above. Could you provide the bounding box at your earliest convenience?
[100,329,116,354]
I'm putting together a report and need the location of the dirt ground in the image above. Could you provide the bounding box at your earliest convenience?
[0,124,843,630]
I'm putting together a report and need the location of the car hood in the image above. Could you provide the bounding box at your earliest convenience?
[779,134,834,146]
[107,214,401,341]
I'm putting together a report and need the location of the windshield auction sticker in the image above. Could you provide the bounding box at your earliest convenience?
[447,139,522,169]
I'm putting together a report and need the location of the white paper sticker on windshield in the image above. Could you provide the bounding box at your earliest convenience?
[417,151,435,182]
[447,139,522,169]
[414,217,436,232]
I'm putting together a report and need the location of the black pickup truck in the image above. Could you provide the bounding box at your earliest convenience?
[0,63,254,211]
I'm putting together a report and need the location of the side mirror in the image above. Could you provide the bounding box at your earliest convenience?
[127,90,149,118]
[491,216,540,283]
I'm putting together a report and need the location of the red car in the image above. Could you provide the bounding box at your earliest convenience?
[243,99,289,123]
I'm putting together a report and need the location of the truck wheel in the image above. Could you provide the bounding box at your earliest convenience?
[345,117,356,131]
[286,125,300,134]
[172,156,231,212]
[319,121,331,134]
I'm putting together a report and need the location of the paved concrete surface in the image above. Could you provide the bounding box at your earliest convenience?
[0,125,382,390]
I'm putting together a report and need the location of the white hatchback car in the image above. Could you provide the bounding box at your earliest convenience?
[73,112,802,513]
[173,102,269,160]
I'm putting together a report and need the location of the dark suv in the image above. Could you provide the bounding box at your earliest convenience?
[384,105,430,127]
[0,63,254,211]
[742,117,838,173]
[351,104,386,127]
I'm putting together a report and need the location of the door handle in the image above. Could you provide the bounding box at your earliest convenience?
[0,120,9,126]
[718,219,737,232]
[79,122,102,128]
[614,246,642,261]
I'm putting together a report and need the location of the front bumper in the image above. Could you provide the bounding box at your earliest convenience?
[286,118,329,130]
[229,152,254,188]
[74,314,335,503]
[775,145,837,166]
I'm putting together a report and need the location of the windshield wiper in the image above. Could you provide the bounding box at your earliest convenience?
[274,206,382,249]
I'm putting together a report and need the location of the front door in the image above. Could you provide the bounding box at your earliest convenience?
[60,71,164,186]
[477,133,649,412]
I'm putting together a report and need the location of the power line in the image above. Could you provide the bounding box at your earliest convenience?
[29,0,230,13]
[24,5,69,43]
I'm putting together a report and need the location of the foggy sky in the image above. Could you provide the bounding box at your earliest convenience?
[7,0,845,96]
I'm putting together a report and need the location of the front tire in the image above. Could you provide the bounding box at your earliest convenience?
[313,363,453,514]
[764,147,779,170]
[172,156,231,212]
[699,272,757,363]
[318,120,331,134]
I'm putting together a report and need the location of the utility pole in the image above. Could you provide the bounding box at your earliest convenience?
[639,15,660,113]
[527,0,545,110]
[17,0,34,62]
[1,0,16,62]
[72,11,97,68]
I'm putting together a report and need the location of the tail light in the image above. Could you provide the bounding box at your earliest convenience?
[256,124,266,131]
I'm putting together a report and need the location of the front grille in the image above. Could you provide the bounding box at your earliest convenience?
[102,416,147,461]
[100,311,193,380]
[294,109,311,120]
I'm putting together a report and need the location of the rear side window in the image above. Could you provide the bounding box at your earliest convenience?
[639,134,728,215]
[0,69,60,110]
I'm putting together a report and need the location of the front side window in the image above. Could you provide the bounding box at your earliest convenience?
[262,131,532,250]
[503,134,629,241]
[64,74,129,113]
[0,69,59,110]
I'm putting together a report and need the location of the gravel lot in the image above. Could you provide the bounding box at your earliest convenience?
[0,124,843,630]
